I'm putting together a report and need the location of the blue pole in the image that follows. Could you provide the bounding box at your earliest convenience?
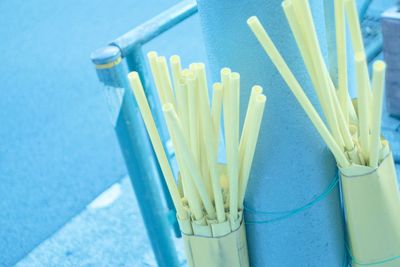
[196,1,347,266]
[91,46,179,267]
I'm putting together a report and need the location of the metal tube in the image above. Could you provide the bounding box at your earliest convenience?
[112,0,197,57]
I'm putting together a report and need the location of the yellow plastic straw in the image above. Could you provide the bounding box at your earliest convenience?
[239,85,263,177]
[344,0,364,54]
[170,55,182,89]
[195,65,225,222]
[327,77,355,151]
[127,72,187,219]
[228,72,240,220]
[369,61,386,167]
[295,0,345,149]
[177,79,190,142]
[211,82,223,154]
[170,55,185,118]
[147,52,167,104]
[247,16,350,167]
[157,56,176,107]
[163,103,217,219]
[334,0,349,123]
[186,74,200,163]
[355,52,371,161]
[239,94,266,207]
[221,67,232,169]
[195,64,212,179]
[282,1,320,97]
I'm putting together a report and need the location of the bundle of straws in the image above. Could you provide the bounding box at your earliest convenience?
[247,0,400,265]
[128,52,266,266]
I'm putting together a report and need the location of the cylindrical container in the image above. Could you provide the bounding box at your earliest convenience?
[180,220,249,267]
[177,165,250,267]
[340,152,400,267]
[196,1,347,266]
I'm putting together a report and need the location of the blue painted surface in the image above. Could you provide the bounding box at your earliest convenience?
[0,0,182,265]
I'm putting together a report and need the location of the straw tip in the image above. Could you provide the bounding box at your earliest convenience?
[213,82,222,90]
[181,69,189,77]
[196,62,205,69]
[147,51,158,59]
[256,94,267,103]
[221,67,231,76]
[373,60,386,72]
[252,85,263,94]
[247,16,259,26]
[230,72,240,80]
[127,71,139,81]
[170,55,180,64]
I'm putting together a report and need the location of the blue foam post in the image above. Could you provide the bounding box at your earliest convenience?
[196,1,347,266]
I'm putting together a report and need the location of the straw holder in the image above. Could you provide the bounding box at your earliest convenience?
[340,151,400,266]
[177,165,250,267]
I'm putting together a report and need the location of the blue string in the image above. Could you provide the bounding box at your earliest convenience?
[244,173,339,224]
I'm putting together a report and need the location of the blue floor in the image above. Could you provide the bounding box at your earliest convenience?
[0,0,182,265]
[1,0,399,266]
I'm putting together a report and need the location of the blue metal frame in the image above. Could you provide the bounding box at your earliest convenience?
[91,1,197,266]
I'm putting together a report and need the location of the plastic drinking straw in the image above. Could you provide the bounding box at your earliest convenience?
[239,85,263,209]
[247,16,350,167]
[354,52,371,161]
[195,65,225,222]
[295,0,345,150]
[157,56,176,107]
[284,0,358,142]
[170,55,182,89]
[344,0,373,104]
[146,61,204,219]
[177,79,190,142]
[147,60,203,219]
[334,0,349,123]
[327,77,355,151]
[127,72,186,219]
[169,119,203,221]
[344,0,364,54]
[238,94,266,207]
[211,82,223,153]
[170,55,184,116]
[297,0,354,153]
[186,73,201,163]
[148,52,167,104]
[239,85,262,185]
[195,63,213,198]
[221,67,232,171]
[163,103,217,219]
[228,72,240,220]
[282,1,323,108]
[369,61,386,167]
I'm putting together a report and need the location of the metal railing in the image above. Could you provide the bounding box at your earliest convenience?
[90,1,197,266]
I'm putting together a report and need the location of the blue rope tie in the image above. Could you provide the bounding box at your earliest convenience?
[244,173,339,224]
